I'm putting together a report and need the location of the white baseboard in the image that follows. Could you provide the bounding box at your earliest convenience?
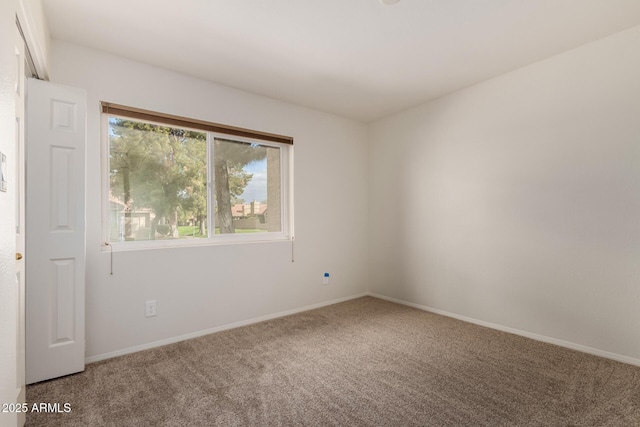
[85,293,368,364]
[87,291,640,367]
[367,292,640,367]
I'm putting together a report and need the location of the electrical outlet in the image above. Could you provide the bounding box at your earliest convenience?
[145,300,157,317]
[323,272,330,285]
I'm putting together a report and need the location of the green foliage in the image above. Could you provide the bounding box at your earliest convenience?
[156,224,170,236]
[109,118,267,239]
[214,138,267,233]
[213,228,265,234]
[229,165,253,205]
[109,118,207,239]
[177,225,207,238]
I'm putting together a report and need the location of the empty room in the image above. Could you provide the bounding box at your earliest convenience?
[1,0,640,425]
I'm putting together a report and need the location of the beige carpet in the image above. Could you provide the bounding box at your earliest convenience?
[26,296,640,426]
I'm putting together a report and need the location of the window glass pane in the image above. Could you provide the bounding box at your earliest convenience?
[213,138,281,234]
[108,117,208,241]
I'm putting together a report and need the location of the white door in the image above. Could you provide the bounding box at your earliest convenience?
[26,78,86,384]
[14,22,26,427]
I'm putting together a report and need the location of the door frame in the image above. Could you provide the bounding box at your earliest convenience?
[16,0,48,81]
[14,19,27,427]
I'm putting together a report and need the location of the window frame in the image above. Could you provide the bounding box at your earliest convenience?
[101,104,294,251]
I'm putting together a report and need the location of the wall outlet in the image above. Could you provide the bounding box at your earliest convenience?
[323,272,330,285]
[145,300,157,317]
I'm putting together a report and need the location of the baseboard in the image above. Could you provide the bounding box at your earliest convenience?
[85,292,369,364]
[367,292,640,367]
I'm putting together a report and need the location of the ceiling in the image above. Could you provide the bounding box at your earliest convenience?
[42,0,640,122]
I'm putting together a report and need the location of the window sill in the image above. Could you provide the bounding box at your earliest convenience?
[102,233,291,252]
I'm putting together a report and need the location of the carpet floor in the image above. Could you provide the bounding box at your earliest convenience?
[26,296,640,426]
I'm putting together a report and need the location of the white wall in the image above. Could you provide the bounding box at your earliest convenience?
[49,41,369,360]
[370,25,640,362]
[0,0,19,423]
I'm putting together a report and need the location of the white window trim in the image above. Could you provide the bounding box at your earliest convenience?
[101,112,294,252]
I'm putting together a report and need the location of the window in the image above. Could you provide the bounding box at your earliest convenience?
[102,103,292,248]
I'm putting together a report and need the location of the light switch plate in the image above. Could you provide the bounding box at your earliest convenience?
[0,151,6,192]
